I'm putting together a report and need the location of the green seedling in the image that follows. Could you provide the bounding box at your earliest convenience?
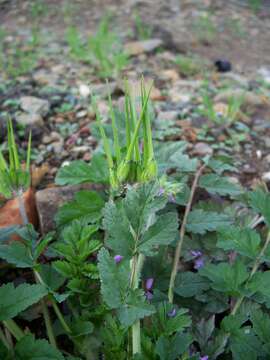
[134,12,152,40]
[174,54,201,77]
[66,16,129,78]
[0,119,31,198]
[193,13,217,43]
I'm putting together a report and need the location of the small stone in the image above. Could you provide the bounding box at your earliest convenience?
[83,152,91,161]
[78,84,90,98]
[124,39,163,56]
[42,131,62,145]
[36,184,104,233]
[20,96,50,116]
[157,111,178,122]
[193,142,213,156]
[262,172,270,182]
[159,69,180,82]
[15,113,44,126]
[257,67,270,84]
[71,146,89,155]
[76,110,88,119]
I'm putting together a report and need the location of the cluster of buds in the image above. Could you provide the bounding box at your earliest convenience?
[93,78,157,191]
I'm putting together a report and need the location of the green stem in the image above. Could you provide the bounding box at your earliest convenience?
[52,301,72,334]
[130,253,145,355]
[108,83,121,165]
[3,320,24,341]
[35,271,71,335]
[0,326,11,350]
[168,164,206,303]
[41,299,57,347]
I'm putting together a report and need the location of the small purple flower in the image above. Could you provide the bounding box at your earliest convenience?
[145,291,153,301]
[194,257,204,270]
[158,187,165,196]
[146,278,154,291]
[167,308,177,318]
[200,356,209,360]
[114,255,123,264]
[190,250,202,258]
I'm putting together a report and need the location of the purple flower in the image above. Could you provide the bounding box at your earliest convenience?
[145,291,153,301]
[158,187,165,196]
[167,308,177,318]
[200,356,208,360]
[190,250,202,258]
[194,257,204,270]
[146,278,154,291]
[114,255,123,264]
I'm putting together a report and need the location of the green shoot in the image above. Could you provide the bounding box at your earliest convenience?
[0,119,32,198]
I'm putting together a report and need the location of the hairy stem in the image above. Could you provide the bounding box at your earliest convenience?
[0,326,11,350]
[3,320,24,341]
[130,253,145,355]
[168,164,206,304]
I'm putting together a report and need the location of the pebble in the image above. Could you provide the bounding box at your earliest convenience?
[262,172,270,182]
[15,112,44,126]
[20,96,50,116]
[124,39,163,56]
[193,142,213,156]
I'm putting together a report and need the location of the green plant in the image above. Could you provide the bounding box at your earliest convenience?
[0,119,31,198]
[3,80,270,359]
[92,79,157,190]
[66,16,129,78]
[193,14,217,44]
[174,55,201,77]
[199,90,244,126]
[134,12,153,40]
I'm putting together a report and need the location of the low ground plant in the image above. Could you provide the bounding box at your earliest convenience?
[1,80,270,360]
[66,16,129,78]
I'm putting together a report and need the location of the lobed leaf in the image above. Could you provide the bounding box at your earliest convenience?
[0,283,48,321]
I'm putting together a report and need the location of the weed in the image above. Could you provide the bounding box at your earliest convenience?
[174,54,201,77]
[66,16,129,78]
[133,12,153,40]
[193,13,217,44]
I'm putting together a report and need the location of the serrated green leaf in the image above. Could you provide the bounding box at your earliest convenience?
[251,309,270,348]
[39,264,65,291]
[104,183,168,258]
[217,227,261,259]
[138,212,178,256]
[56,190,105,226]
[53,260,75,278]
[164,310,191,336]
[155,332,192,360]
[207,158,237,175]
[249,189,270,227]
[247,271,270,298]
[117,289,155,327]
[97,248,130,309]
[195,315,215,348]
[199,174,242,196]
[199,261,248,295]
[15,334,64,360]
[103,200,134,257]
[0,242,34,268]
[70,319,94,338]
[174,271,210,297]
[55,154,109,185]
[0,283,48,321]
[186,209,232,235]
